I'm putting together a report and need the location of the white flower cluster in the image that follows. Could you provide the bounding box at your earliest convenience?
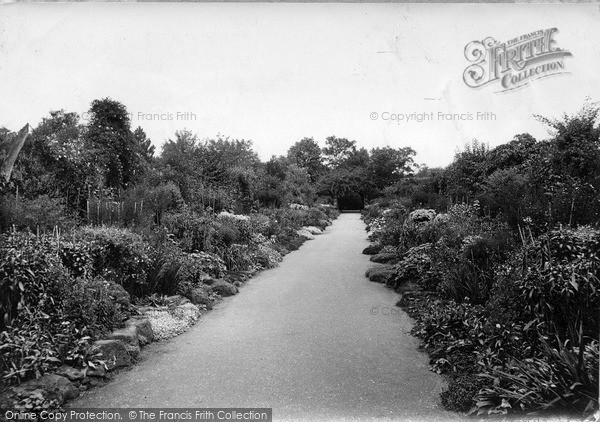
[255,243,283,268]
[367,216,387,241]
[406,209,436,224]
[145,303,201,341]
[217,211,249,221]
[461,235,483,250]
[289,203,309,210]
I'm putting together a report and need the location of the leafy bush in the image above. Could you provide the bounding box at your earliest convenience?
[0,233,125,386]
[361,202,382,226]
[173,252,212,294]
[162,209,214,253]
[365,205,409,247]
[471,227,600,415]
[70,226,152,296]
[58,277,126,335]
[304,208,328,228]
[0,195,77,232]
[222,244,255,272]
[143,241,183,296]
[315,204,340,221]
[388,243,432,290]
[435,234,511,304]
[518,227,600,344]
[1,274,124,386]
[189,251,226,278]
[474,339,599,415]
[250,234,283,269]
[59,240,94,278]
[248,213,272,237]
[1,308,67,386]
[0,231,61,331]
[145,242,223,297]
[397,223,600,416]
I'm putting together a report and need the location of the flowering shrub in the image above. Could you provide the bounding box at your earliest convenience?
[250,236,283,270]
[366,206,409,247]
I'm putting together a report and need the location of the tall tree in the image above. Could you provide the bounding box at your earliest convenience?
[287,137,324,181]
[322,136,357,169]
[11,111,89,208]
[444,139,489,201]
[133,127,155,163]
[159,130,201,201]
[367,146,416,195]
[199,136,260,186]
[85,98,138,191]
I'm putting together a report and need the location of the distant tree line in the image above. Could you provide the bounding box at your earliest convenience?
[0,98,418,230]
[394,102,600,231]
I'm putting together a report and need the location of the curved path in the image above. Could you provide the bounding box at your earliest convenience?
[72,213,453,421]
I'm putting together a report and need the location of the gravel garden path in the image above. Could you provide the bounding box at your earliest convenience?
[71,213,454,421]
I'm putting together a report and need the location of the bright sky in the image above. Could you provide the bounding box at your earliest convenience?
[1,3,599,168]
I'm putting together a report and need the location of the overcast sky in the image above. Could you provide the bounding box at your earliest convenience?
[1,3,599,167]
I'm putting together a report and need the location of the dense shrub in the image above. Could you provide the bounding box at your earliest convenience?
[145,241,186,296]
[0,232,62,331]
[305,206,336,228]
[365,196,599,417]
[388,243,432,290]
[365,205,408,247]
[248,213,272,237]
[316,204,340,221]
[472,227,600,415]
[162,209,214,253]
[1,202,335,391]
[0,195,77,232]
[519,227,600,343]
[190,252,227,278]
[0,233,126,386]
[1,308,71,386]
[222,244,255,272]
[249,234,283,269]
[69,226,152,297]
[58,277,126,334]
[435,234,512,305]
[474,340,599,415]
[144,237,226,297]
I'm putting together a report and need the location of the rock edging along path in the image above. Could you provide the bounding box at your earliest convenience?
[71,214,453,421]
